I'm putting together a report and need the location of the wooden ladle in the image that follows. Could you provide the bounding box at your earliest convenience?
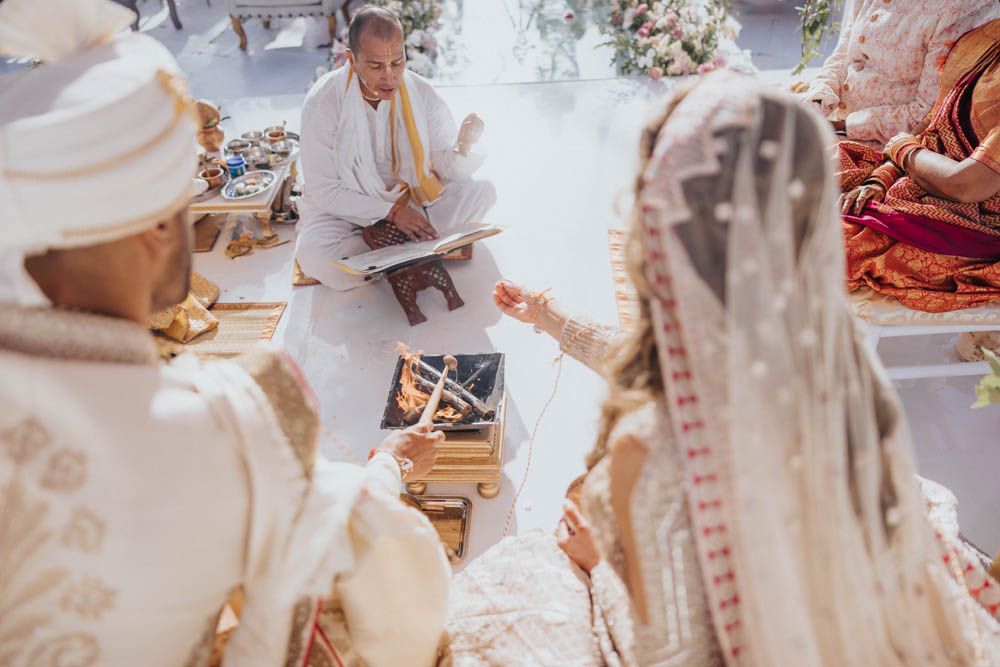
[419,355,458,427]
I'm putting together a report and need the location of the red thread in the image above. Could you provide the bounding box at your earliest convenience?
[302,598,324,666]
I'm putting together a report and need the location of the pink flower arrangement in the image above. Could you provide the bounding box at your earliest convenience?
[600,0,733,79]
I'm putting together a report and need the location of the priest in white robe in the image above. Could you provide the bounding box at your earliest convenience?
[0,1,450,665]
[295,7,496,291]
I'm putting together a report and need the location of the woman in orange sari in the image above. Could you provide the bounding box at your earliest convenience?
[839,18,1000,312]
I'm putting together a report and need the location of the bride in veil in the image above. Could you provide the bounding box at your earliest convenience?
[444,71,1000,666]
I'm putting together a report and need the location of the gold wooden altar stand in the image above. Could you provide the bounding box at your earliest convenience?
[405,397,506,499]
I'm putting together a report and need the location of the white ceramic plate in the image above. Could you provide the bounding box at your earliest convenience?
[221,170,276,200]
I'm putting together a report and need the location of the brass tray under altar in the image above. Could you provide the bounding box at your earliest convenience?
[401,495,471,563]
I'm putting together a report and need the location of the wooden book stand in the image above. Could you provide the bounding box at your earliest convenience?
[363,221,464,326]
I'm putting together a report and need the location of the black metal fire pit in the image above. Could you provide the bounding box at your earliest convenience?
[380,353,505,432]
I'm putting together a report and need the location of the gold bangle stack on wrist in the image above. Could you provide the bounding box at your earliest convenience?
[884,133,924,170]
[863,162,902,193]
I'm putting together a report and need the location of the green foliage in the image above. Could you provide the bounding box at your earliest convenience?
[792,0,842,75]
[972,348,1000,408]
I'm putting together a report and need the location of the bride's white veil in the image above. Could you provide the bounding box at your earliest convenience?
[634,71,997,666]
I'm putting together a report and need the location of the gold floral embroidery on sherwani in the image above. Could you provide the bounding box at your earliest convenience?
[0,416,113,666]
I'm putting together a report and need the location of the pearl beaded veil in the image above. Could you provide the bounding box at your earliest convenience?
[635,71,997,666]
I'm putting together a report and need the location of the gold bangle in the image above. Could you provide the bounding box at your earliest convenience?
[884,134,923,170]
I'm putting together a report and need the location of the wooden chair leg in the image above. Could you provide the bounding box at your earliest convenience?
[261,19,270,28]
[165,0,182,29]
[231,16,248,51]
[327,15,337,44]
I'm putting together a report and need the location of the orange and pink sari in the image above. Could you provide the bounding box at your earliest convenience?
[840,18,1000,312]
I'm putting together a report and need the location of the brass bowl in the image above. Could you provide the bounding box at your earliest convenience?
[266,129,286,144]
[198,167,225,189]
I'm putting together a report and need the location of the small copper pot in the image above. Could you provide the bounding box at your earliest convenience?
[199,167,224,189]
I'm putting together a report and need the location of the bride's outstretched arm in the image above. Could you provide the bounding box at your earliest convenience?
[493,279,626,372]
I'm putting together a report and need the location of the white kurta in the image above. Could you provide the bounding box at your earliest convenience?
[295,67,496,291]
[0,305,450,667]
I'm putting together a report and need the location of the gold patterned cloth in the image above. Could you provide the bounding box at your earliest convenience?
[149,271,219,343]
[840,19,1000,312]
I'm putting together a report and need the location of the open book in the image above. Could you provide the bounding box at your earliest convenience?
[331,223,503,275]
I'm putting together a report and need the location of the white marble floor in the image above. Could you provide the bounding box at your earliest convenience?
[8,0,998,562]
[190,77,670,566]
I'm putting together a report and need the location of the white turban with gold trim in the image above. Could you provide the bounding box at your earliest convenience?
[0,0,197,304]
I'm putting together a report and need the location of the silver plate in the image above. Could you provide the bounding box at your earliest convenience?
[221,170,276,200]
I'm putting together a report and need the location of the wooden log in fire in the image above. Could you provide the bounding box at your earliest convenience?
[412,358,495,420]
[404,371,473,423]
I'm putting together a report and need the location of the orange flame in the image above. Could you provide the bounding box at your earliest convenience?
[395,343,461,422]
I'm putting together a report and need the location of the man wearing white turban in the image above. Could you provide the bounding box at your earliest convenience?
[0,1,450,666]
